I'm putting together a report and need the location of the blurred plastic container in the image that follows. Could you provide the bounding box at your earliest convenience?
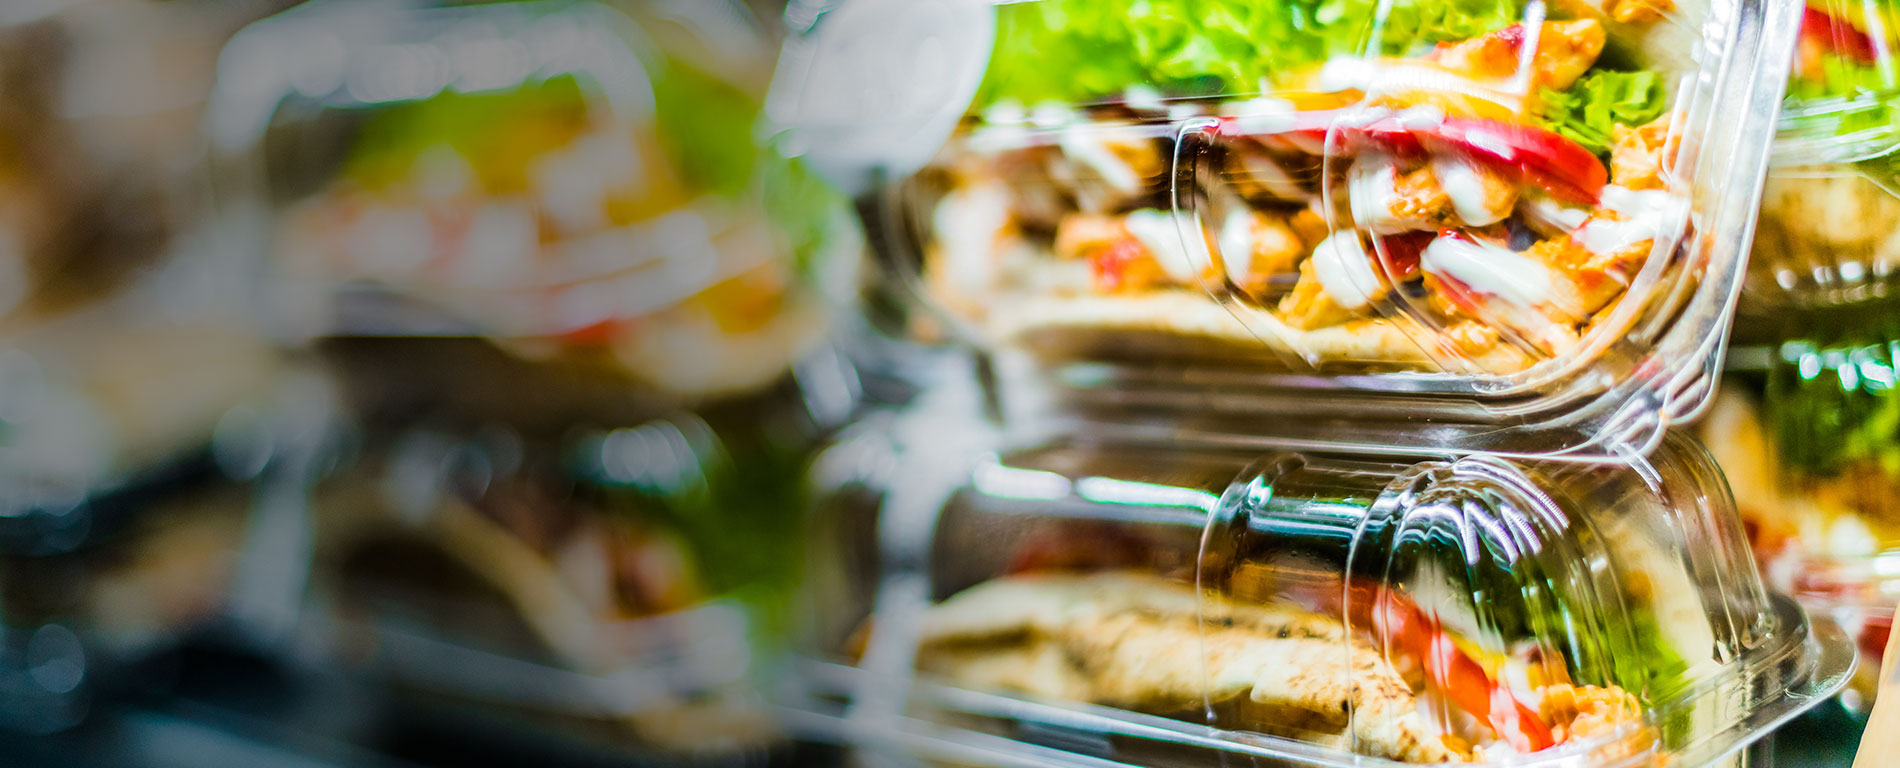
[207,0,861,401]
[779,0,1799,457]
[1701,314,1900,706]
[1750,0,1900,309]
[304,371,849,756]
[798,414,1852,766]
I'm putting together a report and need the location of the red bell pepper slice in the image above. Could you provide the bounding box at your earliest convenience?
[1219,112,1608,205]
[1347,578,1557,753]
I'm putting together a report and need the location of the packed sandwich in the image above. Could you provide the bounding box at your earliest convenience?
[272,34,851,397]
[910,506,1703,764]
[916,0,1703,374]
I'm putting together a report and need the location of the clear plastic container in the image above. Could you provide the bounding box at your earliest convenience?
[784,0,1799,454]
[1751,0,1900,309]
[804,420,1853,766]
[1701,322,1900,706]
[309,418,798,754]
[206,0,861,400]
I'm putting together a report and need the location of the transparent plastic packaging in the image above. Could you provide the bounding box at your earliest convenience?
[1701,323,1900,704]
[310,419,794,755]
[1750,0,1900,308]
[207,0,860,399]
[796,0,1800,453]
[804,418,1852,766]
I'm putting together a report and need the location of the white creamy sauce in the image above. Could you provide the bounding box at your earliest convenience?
[1310,231,1382,309]
[1422,236,1554,307]
[1348,157,1409,235]
[1125,208,1207,283]
[1575,185,1689,256]
[1123,84,1165,112]
[1058,127,1143,192]
[1317,57,1498,103]
[1237,149,1308,201]
[981,101,1027,126]
[1431,155,1504,226]
[1029,103,1079,128]
[933,183,1013,293]
[1393,105,1446,131]
[1318,57,1378,92]
[1334,105,1393,129]
[1219,210,1257,286]
[1219,96,1299,135]
[1521,194,1591,235]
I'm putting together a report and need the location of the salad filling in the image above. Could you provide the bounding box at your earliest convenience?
[920,0,1688,373]
[917,571,1657,763]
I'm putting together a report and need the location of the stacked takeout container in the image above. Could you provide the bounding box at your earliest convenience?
[1697,0,1900,708]
[775,0,1858,763]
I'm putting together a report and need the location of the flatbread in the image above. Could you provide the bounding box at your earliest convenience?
[918,572,1463,763]
[992,289,1535,374]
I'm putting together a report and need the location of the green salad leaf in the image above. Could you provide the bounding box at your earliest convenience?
[650,55,762,198]
[976,0,1520,109]
[1535,70,1668,154]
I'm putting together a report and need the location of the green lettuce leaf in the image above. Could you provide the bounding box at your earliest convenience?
[976,0,1520,109]
[1536,69,1668,155]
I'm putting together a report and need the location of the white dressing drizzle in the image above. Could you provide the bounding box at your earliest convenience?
[1125,209,1207,284]
[1310,231,1382,309]
[1575,185,1689,256]
[933,182,1012,293]
[1220,210,1257,286]
[1237,149,1308,201]
[1058,127,1143,192]
[1219,97,1299,135]
[1394,105,1447,130]
[1123,84,1165,112]
[1348,156,1410,235]
[1422,236,1554,307]
[1521,194,1591,235]
[1432,155,1505,226]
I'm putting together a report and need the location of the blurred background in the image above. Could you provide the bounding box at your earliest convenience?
[0,0,1879,766]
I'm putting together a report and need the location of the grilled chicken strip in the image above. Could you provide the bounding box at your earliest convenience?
[917,572,1464,763]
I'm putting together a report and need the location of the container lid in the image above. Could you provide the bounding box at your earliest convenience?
[207,0,861,399]
[834,429,1853,766]
[782,0,1799,458]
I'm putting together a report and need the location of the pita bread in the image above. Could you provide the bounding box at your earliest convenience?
[917,572,1464,763]
[989,289,1535,374]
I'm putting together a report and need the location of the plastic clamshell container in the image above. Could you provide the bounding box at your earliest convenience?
[819,426,1851,767]
[207,0,858,399]
[310,420,782,753]
[1751,0,1900,309]
[821,0,1801,457]
[1700,329,1900,703]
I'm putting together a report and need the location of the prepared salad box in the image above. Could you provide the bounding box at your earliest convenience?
[795,407,1853,766]
[207,0,860,400]
[785,0,1798,446]
[1750,0,1900,308]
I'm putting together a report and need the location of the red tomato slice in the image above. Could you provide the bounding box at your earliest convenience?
[1804,6,1878,64]
[1347,578,1557,752]
[1219,112,1608,205]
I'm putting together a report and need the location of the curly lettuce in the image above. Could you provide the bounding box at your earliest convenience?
[1536,70,1669,155]
[976,0,1520,109]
